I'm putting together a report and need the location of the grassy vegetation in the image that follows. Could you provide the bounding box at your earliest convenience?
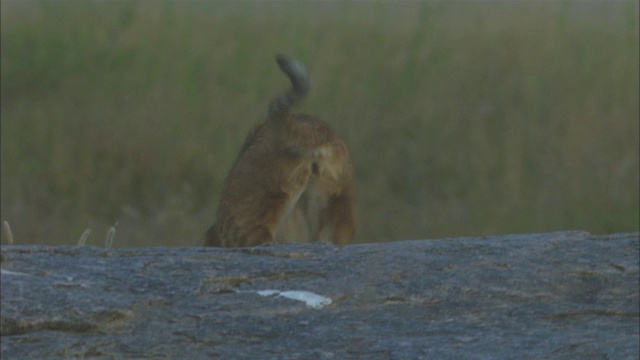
[1,1,638,247]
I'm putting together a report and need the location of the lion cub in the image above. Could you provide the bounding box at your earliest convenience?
[203,55,356,247]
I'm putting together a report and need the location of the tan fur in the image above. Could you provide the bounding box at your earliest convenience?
[203,55,356,247]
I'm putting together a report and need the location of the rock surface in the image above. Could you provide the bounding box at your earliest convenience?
[1,231,638,359]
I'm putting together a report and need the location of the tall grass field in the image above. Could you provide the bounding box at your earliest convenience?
[1,1,638,247]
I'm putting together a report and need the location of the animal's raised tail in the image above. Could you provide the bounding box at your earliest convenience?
[267,55,311,128]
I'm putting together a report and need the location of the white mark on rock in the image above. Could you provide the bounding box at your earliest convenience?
[0,269,33,277]
[256,290,332,309]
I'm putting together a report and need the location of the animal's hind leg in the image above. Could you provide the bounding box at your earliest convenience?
[233,191,294,247]
[318,193,356,245]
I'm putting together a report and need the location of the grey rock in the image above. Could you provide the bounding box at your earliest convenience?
[1,231,638,359]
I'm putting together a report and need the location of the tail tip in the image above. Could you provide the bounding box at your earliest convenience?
[275,54,310,91]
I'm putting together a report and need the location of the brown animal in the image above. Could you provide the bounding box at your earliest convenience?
[203,55,356,247]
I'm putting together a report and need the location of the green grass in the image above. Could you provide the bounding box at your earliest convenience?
[1,1,638,247]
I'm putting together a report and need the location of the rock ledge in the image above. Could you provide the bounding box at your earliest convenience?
[1,231,638,359]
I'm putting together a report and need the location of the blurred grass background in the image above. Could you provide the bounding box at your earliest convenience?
[1,1,638,247]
